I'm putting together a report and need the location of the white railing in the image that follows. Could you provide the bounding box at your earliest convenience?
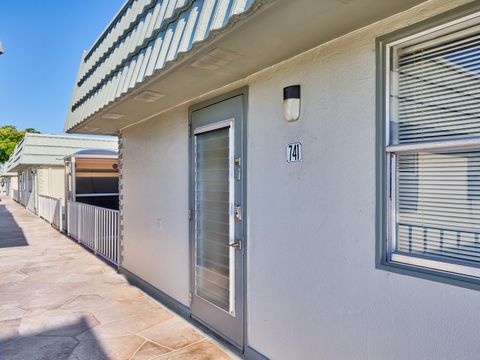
[12,189,19,202]
[38,195,62,229]
[67,201,119,266]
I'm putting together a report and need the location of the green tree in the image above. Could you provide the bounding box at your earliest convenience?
[24,128,40,134]
[0,125,41,163]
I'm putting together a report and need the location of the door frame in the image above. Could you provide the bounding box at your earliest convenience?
[188,87,248,351]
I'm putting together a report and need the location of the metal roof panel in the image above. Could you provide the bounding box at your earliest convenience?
[65,0,258,132]
[4,133,118,172]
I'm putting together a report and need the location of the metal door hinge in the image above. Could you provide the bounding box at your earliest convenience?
[188,209,193,221]
[189,292,193,305]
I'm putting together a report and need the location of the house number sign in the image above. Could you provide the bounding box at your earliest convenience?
[286,142,302,163]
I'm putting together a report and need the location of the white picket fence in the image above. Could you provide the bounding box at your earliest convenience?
[67,201,119,266]
[38,195,62,229]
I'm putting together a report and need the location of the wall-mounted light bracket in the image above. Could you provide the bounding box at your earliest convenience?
[283,85,300,122]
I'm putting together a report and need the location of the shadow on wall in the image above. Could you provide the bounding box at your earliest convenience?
[0,316,108,359]
[0,202,28,248]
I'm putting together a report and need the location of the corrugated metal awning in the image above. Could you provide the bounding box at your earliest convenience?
[65,0,258,132]
[65,0,428,135]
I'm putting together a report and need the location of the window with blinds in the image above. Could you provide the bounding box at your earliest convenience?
[387,16,480,277]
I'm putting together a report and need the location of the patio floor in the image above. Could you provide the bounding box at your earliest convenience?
[0,196,238,360]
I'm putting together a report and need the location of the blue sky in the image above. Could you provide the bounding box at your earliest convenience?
[0,1,124,134]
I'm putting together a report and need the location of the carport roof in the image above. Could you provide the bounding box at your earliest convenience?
[5,133,118,172]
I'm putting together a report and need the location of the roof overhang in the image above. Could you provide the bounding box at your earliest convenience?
[69,0,427,135]
[65,149,119,161]
[65,154,118,161]
[9,161,64,172]
[5,133,118,172]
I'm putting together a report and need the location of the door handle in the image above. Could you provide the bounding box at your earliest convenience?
[227,241,242,251]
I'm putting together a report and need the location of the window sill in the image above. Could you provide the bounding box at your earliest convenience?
[377,256,480,292]
[391,253,480,278]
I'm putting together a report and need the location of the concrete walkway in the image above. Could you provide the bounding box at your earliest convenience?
[0,196,237,360]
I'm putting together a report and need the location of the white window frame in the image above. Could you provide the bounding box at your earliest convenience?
[384,11,480,279]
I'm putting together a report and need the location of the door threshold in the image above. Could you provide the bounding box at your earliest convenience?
[190,315,245,358]
[191,313,243,351]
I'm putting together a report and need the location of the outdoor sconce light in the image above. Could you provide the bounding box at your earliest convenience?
[283,85,300,122]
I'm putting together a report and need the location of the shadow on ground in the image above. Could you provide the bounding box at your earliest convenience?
[0,203,28,248]
[0,316,108,360]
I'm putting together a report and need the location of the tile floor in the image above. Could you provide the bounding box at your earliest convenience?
[0,196,238,360]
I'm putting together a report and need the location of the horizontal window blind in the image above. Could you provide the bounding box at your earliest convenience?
[195,127,231,311]
[395,30,480,144]
[396,150,480,264]
[388,19,480,275]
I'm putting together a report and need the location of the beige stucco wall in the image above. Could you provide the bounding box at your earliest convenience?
[38,166,65,201]
[1,176,17,196]
[10,176,18,192]
[122,107,190,306]
[8,176,18,197]
[16,166,65,213]
[120,0,480,359]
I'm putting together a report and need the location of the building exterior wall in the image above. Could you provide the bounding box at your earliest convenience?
[37,166,65,201]
[1,178,6,195]
[120,0,480,359]
[7,176,18,197]
[19,167,36,213]
[122,107,190,306]
[16,165,65,214]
